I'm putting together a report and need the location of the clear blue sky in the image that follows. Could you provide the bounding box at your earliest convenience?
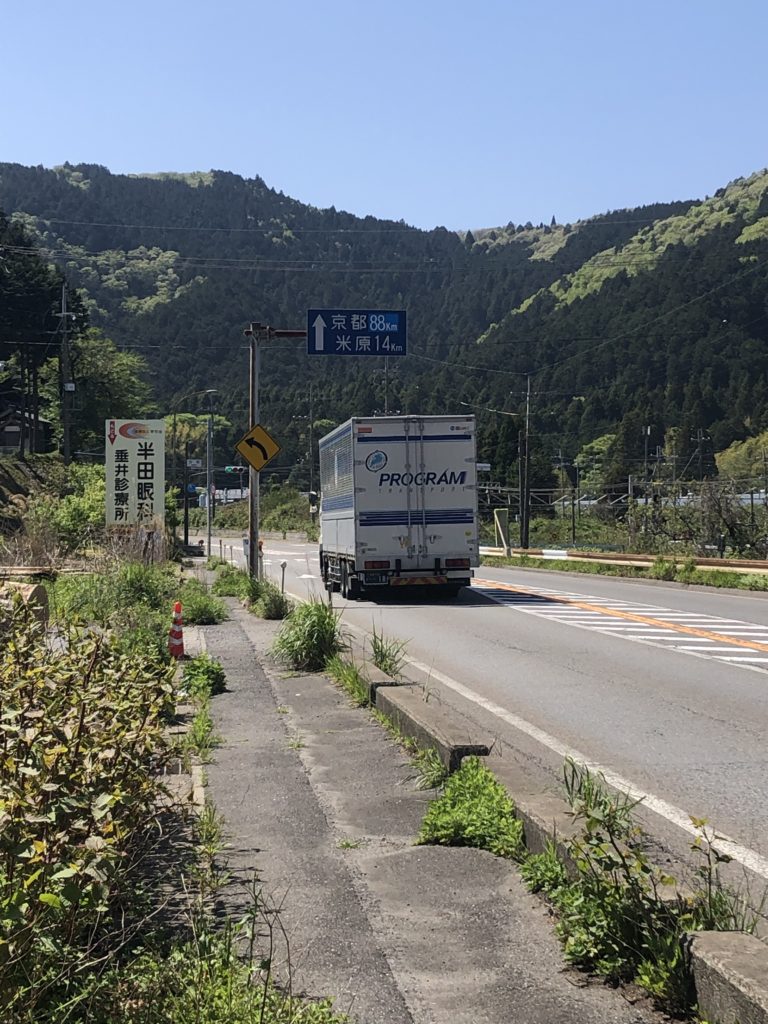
[5,0,767,230]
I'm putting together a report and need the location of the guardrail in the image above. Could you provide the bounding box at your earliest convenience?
[479,547,768,574]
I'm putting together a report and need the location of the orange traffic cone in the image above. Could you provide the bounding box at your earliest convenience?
[168,601,184,659]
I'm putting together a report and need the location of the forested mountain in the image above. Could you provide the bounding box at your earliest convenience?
[1,160,767,489]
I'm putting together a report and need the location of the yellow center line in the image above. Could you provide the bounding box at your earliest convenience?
[473,578,768,655]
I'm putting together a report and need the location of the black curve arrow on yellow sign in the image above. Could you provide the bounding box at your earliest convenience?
[244,437,269,461]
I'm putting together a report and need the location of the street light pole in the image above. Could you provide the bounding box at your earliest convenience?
[205,389,217,556]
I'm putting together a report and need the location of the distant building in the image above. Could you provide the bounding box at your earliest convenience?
[0,407,53,453]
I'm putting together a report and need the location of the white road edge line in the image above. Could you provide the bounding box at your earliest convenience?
[404,653,768,881]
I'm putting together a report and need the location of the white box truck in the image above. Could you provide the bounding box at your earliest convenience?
[318,415,479,599]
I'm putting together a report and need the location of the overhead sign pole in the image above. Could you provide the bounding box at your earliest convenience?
[249,329,260,578]
[243,322,306,578]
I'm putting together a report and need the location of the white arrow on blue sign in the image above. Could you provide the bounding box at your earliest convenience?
[307,309,407,356]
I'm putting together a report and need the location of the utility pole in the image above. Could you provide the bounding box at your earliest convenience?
[183,441,190,547]
[58,284,73,465]
[520,373,532,549]
[205,389,217,556]
[643,425,651,505]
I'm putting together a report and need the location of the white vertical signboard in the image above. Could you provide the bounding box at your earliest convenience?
[105,420,166,525]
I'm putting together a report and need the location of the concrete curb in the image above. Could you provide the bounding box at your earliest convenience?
[688,931,768,1024]
[372,684,492,772]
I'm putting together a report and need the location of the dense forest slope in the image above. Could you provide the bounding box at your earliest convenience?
[1,161,766,485]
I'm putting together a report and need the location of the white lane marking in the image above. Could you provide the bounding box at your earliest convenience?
[676,646,764,653]
[404,654,768,880]
[473,583,768,672]
[298,574,318,579]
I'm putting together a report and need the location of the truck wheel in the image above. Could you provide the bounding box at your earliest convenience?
[341,562,360,601]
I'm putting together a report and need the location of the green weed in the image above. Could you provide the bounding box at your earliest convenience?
[417,756,524,860]
[371,708,418,753]
[520,841,568,894]
[272,598,345,672]
[183,652,226,699]
[409,747,449,790]
[326,654,370,706]
[370,624,408,679]
[211,564,252,599]
[648,556,678,581]
[252,579,292,620]
[178,578,228,625]
[186,699,219,763]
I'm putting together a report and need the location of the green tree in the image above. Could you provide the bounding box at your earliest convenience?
[40,329,152,455]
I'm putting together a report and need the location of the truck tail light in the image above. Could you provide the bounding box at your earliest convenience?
[445,558,470,568]
[364,560,391,570]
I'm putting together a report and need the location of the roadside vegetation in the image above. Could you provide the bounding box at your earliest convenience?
[180,654,225,764]
[189,485,317,539]
[416,753,762,1017]
[483,552,768,591]
[417,756,524,859]
[211,563,292,619]
[272,598,345,672]
[0,545,350,1022]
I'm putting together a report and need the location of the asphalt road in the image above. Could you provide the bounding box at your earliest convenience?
[215,536,768,878]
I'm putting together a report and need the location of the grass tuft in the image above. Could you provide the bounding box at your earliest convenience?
[326,654,370,706]
[272,598,345,671]
[370,625,408,678]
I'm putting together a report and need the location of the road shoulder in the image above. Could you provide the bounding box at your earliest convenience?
[203,599,660,1024]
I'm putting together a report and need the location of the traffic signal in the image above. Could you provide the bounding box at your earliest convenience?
[224,465,246,473]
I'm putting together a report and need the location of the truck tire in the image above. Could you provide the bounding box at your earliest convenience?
[341,562,360,601]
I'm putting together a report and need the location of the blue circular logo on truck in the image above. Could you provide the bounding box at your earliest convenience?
[365,450,388,472]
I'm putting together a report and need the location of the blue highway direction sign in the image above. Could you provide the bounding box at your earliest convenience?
[307,309,407,356]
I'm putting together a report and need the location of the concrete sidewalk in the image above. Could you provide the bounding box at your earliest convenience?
[203,600,661,1024]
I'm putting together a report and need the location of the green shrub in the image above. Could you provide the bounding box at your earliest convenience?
[183,653,226,698]
[212,564,252,599]
[253,579,292,620]
[48,562,180,666]
[741,572,768,590]
[520,841,568,894]
[179,578,227,625]
[0,608,175,1016]
[272,598,345,671]
[82,920,349,1024]
[417,756,524,859]
[24,464,107,554]
[648,556,679,581]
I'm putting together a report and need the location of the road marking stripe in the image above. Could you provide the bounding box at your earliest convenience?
[404,653,768,880]
[474,578,768,654]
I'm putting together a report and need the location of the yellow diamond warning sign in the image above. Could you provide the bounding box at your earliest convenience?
[235,424,281,472]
